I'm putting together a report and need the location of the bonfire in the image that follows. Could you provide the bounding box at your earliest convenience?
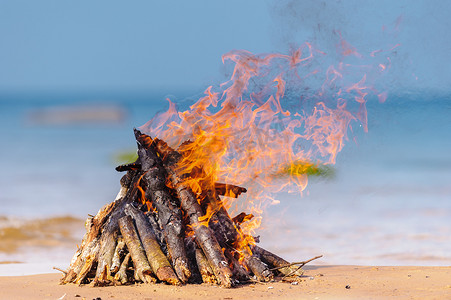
[60,129,316,287]
[59,42,388,287]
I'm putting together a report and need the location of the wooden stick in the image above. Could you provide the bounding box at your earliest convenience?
[125,204,180,285]
[53,267,67,275]
[62,199,117,283]
[94,171,142,284]
[204,191,239,245]
[268,255,323,276]
[114,253,131,285]
[214,183,247,198]
[62,171,138,285]
[195,248,216,284]
[253,245,305,277]
[224,248,249,282]
[116,162,141,172]
[75,250,98,285]
[94,228,118,284]
[245,255,273,282]
[133,130,191,283]
[232,212,254,226]
[150,135,234,288]
[110,237,126,274]
[145,211,166,254]
[118,215,156,284]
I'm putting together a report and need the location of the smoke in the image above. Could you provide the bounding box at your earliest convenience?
[270,1,348,53]
[268,0,451,95]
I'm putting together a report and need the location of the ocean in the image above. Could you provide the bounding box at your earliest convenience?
[1,91,450,275]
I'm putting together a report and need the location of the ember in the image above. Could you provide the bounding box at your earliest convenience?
[60,129,307,287]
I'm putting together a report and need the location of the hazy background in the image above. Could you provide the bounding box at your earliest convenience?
[0,0,450,274]
[1,0,451,93]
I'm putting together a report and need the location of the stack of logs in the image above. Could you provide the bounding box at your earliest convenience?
[60,129,304,287]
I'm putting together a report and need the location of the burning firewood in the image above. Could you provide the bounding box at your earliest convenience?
[60,129,317,287]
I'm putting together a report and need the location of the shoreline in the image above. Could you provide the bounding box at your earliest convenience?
[1,265,450,299]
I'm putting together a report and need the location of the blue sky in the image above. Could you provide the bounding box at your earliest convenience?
[1,0,450,94]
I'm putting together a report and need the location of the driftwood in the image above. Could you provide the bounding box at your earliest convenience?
[59,129,316,288]
[134,130,191,283]
[253,245,305,277]
[151,136,234,287]
[118,215,156,284]
[125,204,179,285]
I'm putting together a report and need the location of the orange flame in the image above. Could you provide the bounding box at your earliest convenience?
[140,41,393,247]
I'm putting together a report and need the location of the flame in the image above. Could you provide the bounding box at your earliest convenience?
[140,41,393,256]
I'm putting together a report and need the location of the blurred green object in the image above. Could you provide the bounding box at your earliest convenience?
[114,150,138,165]
[274,160,335,179]
[114,151,334,180]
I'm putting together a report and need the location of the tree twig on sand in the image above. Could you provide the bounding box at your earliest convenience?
[269,255,323,277]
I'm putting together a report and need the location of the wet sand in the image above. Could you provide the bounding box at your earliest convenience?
[1,265,450,299]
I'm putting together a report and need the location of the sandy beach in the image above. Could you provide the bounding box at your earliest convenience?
[1,265,450,300]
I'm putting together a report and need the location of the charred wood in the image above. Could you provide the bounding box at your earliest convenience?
[195,247,216,284]
[125,204,180,285]
[145,210,166,254]
[253,245,304,277]
[134,129,191,283]
[94,171,142,284]
[118,215,156,284]
[214,183,247,198]
[232,212,254,226]
[110,237,126,274]
[151,135,234,288]
[245,255,273,282]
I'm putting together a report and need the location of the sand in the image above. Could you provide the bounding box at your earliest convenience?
[1,265,450,300]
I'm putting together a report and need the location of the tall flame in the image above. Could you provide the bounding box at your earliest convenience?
[140,41,392,240]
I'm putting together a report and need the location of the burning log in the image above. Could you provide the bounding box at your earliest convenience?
[60,129,314,288]
[149,134,234,287]
[214,183,247,198]
[135,132,191,283]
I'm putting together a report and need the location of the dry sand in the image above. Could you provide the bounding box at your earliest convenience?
[1,265,450,299]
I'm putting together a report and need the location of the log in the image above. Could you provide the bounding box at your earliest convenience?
[245,255,273,282]
[183,234,204,284]
[110,237,126,274]
[204,191,239,245]
[74,246,98,285]
[94,228,118,285]
[114,253,131,285]
[150,135,234,288]
[125,204,180,285]
[232,212,254,226]
[224,248,249,282]
[94,171,142,285]
[145,210,166,254]
[118,215,156,284]
[133,130,191,283]
[195,248,216,284]
[214,183,247,198]
[62,199,118,284]
[198,188,274,283]
[253,245,304,277]
[116,162,141,172]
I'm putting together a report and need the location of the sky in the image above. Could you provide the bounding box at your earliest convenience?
[1,0,451,94]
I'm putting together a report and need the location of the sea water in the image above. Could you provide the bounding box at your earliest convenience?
[0,91,450,275]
